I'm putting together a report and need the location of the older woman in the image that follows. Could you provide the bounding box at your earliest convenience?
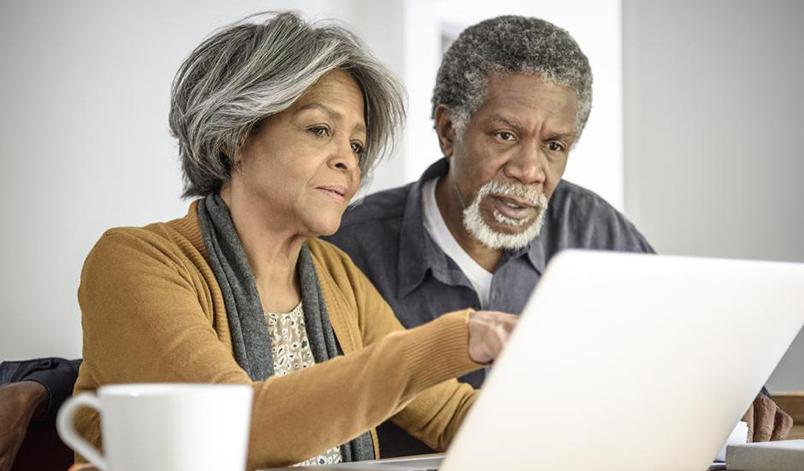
[72,11,516,469]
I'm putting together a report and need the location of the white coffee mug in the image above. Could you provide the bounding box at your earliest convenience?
[57,383,253,471]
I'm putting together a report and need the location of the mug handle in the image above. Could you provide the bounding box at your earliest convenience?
[56,393,107,470]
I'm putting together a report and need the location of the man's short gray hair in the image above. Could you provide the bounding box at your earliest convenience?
[432,15,592,140]
[170,12,405,197]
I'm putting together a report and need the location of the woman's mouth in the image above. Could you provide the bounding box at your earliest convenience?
[316,185,347,204]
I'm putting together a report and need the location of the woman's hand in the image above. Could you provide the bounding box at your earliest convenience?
[466,310,519,365]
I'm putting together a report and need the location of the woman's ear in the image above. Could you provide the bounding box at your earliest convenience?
[223,150,241,174]
[231,127,255,171]
[434,105,457,158]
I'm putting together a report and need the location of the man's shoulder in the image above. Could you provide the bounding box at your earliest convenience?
[337,182,414,230]
[551,180,621,217]
[326,182,415,264]
[546,180,654,253]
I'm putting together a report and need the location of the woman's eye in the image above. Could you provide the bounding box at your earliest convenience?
[547,141,566,152]
[309,126,330,137]
[351,142,365,156]
[495,131,516,142]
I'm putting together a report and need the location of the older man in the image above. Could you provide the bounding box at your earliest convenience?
[330,15,647,386]
[326,15,792,456]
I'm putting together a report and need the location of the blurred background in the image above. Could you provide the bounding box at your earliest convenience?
[1,0,801,391]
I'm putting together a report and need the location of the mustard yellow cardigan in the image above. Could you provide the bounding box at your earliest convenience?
[73,202,480,469]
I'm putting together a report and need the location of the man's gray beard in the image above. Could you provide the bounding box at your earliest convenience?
[462,180,549,250]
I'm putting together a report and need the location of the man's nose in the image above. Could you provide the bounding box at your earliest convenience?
[503,141,546,185]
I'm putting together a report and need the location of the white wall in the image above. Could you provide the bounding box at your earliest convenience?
[1,0,623,361]
[623,0,804,391]
[0,0,332,360]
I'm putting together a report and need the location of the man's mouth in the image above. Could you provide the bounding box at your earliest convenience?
[491,195,536,221]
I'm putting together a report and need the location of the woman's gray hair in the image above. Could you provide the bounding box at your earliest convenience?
[432,15,593,140]
[170,11,405,197]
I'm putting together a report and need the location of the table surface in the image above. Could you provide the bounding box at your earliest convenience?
[69,466,727,471]
[65,424,804,471]
[68,458,728,471]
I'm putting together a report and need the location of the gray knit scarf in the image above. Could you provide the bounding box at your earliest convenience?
[197,194,374,462]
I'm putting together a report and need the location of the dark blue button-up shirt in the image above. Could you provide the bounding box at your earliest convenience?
[325,158,654,454]
[329,159,653,370]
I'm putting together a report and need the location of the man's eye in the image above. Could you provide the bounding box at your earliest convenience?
[547,141,566,152]
[309,126,330,137]
[495,131,516,141]
[351,142,365,156]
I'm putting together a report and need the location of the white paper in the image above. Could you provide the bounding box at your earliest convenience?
[714,421,749,462]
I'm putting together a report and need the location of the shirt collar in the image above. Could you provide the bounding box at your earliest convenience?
[396,158,548,297]
[507,234,546,274]
[396,159,451,299]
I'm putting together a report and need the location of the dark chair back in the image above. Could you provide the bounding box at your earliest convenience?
[11,417,74,471]
[1,358,81,471]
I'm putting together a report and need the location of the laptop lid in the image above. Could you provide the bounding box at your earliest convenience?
[441,250,804,471]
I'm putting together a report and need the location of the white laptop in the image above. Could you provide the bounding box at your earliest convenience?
[269,250,804,471]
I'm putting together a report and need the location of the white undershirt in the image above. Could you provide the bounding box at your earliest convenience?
[422,177,493,307]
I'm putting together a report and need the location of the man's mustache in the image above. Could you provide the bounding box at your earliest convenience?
[477,180,546,208]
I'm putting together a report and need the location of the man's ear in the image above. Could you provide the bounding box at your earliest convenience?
[434,105,457,158]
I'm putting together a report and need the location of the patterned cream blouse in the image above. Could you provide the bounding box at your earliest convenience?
[265,302,343,466]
